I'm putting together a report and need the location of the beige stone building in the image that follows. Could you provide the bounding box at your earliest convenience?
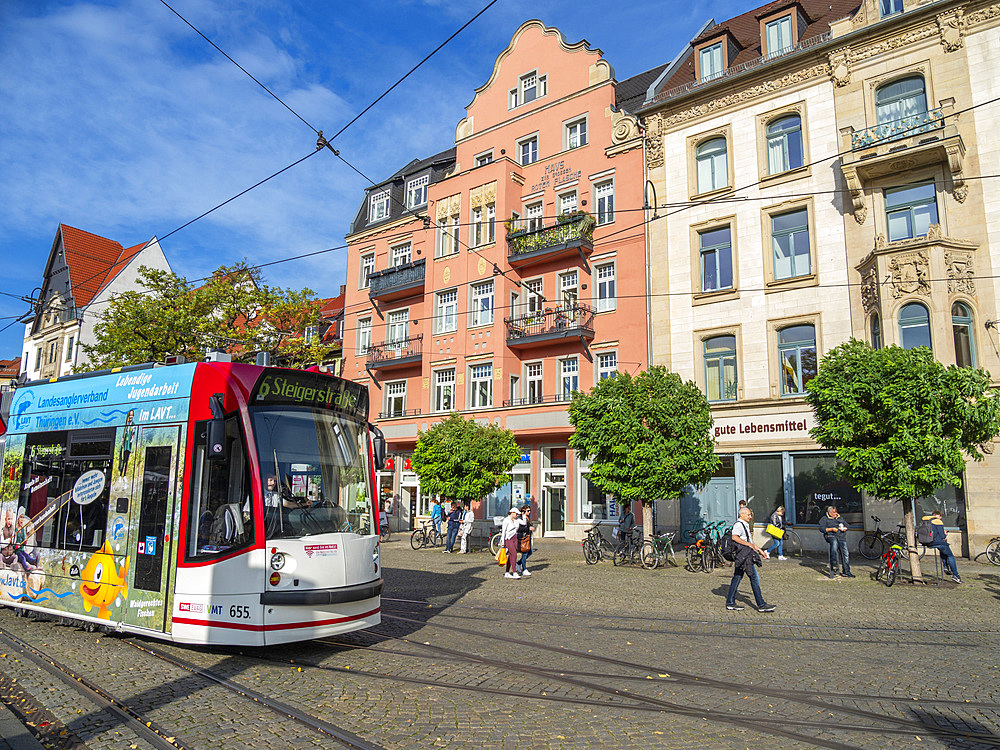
[638,0,1000,556]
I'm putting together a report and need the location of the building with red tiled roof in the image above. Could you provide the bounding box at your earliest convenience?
[0,358,21,381]
[21,224,171,379]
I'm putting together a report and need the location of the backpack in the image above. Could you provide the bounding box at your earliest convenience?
[719,524,738,561]
[917,519,935,545]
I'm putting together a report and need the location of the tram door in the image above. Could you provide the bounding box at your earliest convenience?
[123,425,181,633]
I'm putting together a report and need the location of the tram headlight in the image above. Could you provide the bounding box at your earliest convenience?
[270,552,286,571]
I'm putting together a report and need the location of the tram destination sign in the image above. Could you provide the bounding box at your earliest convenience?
[251,370,368,417]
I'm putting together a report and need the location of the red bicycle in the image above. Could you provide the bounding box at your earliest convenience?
[875,542,905,586]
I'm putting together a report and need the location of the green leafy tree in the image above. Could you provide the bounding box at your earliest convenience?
[411,413,521,506]
[805,339,1000,581]
[81,262,338,370]
[569,366,720,540]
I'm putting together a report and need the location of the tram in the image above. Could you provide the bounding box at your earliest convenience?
[0,361,386,645]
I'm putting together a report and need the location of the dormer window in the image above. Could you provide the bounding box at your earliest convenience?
[368,189,390,223]
[509,71,547,108]
[765,16,793,57]
[880,0,903,17]
[700,43,724,82]
[406,175,428,208]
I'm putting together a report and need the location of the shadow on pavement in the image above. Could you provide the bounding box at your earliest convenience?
[909,706,1000,749]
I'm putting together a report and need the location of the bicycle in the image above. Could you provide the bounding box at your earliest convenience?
[684,520,728,570]
[875,542,906,586]
[488,516,505,557]
[582,525,616,564]
[640,531,678,569]
[985,536,1000,565]
[613,528,643,566]
[858,515,925,560]
[409,519,442,550]
[770,525,802,557]
[380,524,391,542]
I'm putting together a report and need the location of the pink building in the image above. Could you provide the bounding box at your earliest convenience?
[343,21,649,539]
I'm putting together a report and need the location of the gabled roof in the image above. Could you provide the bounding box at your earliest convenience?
[0,358,21,379]
[319,291,344,319]
[615,63,671,113]
[59,225,149,308]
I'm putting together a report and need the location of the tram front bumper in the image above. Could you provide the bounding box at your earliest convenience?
[259,577,383,606]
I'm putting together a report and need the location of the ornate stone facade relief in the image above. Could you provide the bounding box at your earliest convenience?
[644,113,664,170]
[937,8,968,51]
[436,194,461,220]
[888,251,931,299]
[860,265,880,314]
[469,182,497,210]
[967,3,1000,25]
[945,250,976,296]
[828,50,852,87]
[608,107,640,146]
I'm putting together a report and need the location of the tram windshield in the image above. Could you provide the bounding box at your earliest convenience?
[251,407,372,539]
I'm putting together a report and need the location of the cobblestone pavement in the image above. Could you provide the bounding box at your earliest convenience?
[1,538,998,750]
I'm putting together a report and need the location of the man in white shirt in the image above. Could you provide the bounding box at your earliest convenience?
[725,506,776,613]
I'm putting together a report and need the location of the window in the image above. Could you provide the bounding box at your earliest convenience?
[360,253,375,289]
[475,151,494,166]
[357,317,372,355]
[765,16,793,57]
[876,76,927,125]
[560,270,578,309]
[524,202,543,233]
[520,136,538,166]
[778,325,816,396]
[880,0,903,17]
[704,335,737,402]
[434,369,456,412]
[596,262,616,312]
[406,175,428,208]
[566,118,587,150]
[885,181,938,241]
[368,189,390,223]
[470,364,493,408]
[699,226,733,292]
[700,43,723,81]
[510,72,547,108]
[471,203,496,247]
[384,381,407,417]
[771,209,810,280]
[436,211,460,257]
[561,358,579,398]
[524,279,543,315]
[526,362,543,404]
[792,453,862,525]
[304,326,317,344]
[387,310,409,348]
[899,302,931,350]
[696,138,728,193]
[766,115,803,174]
[595,181,614,225]
[471,281,494,327]
[870,314,882,350]
[435,289,458,334]
[952,302,976,367]
[391,242,411,267]
[559,191,577,216]
[34,347,41,369]
[48,342,56,364]
[65,336,74,362]
[597,351,617,381]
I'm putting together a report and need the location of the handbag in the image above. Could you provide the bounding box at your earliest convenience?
[518,535,531,553]
[766,523,785,539]
[497,546,507,566]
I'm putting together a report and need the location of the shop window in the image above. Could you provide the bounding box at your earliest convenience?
[744,454,784,524]
[791,453,862,526]
[766,115,803,174]
[696,138,728,193]
[899,302,931,351]
[914,480,965,529]
[778,324,816,396]
[885,181,938,242]
[704,335,737,402]
[951,302,976,367]
[581,472,615,521]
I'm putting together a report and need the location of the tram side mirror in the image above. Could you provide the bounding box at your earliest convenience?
[371,425,386,470]
[206,393,228,462]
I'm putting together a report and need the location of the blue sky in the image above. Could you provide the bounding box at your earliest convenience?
[0,0,756,360]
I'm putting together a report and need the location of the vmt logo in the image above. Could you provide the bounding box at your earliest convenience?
[11,390,33,430]
[210,604,223,615]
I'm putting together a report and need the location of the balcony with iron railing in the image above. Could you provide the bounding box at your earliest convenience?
[506,214,595,269]
[378,407,422,419]
[365,334,423,370]
[850,108,945,150]
[368,259,426,303]
[504,304,595,350]
[502,392,575,408]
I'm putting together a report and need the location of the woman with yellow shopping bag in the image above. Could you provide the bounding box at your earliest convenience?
[766,506,787,560]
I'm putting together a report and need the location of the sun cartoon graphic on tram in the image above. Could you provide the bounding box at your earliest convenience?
[79,541,129,620]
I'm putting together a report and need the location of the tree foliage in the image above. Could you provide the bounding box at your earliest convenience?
[805,339,1000,579]
[411,413,521,505]
[569,367,720,536]
[81,262,338,370]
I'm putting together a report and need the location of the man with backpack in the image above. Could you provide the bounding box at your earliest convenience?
[920,510,961,583]
[724,506,776,613]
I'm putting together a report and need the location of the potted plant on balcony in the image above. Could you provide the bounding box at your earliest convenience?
[504,217,526,238]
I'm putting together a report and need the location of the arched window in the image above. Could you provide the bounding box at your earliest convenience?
[876,76,927,124]
[766,115,803,174]
[696,138,728,193]
[870,313,882,350]
[951,302,976,367]
[778,325,816,396]
[704,335,737,402]
[898,302,931,351]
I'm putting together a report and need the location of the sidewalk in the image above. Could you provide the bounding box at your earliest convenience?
[0,703,46,750]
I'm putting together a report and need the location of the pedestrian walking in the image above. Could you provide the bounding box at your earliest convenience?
[458,503,475,553]
[923,510,961,583]
[501,506,524,578]
[516,504,534,575]
[819,506,854,578]
[767,505,787,560]
[725,506,776,613]
[430,497,443,537]
[443,501,461,553]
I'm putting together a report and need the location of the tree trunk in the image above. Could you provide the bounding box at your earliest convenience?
[641,501,654,543]
[902,497,924,583]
